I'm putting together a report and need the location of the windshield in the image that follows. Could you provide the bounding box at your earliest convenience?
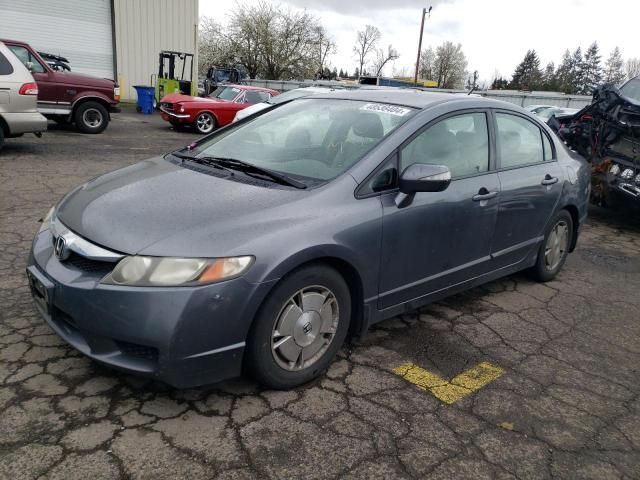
[209,86,241,101]
[194,99,417,182]
[268,88,320,105]
[620,79,640,102]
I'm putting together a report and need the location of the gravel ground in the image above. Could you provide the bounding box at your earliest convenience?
[1,111,639,479]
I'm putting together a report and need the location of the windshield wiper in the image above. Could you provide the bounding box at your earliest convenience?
[171,152,235,175]
[197,156,307,189]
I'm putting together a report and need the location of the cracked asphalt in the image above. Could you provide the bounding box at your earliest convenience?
[1,110,639,479]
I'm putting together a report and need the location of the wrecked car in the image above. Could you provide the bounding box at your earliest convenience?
[549,77,640,209]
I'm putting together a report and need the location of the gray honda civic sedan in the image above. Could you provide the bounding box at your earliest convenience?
[27,90,590,389]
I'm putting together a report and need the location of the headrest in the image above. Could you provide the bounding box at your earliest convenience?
[352,112,384,139]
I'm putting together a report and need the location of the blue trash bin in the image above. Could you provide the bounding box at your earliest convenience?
[133,85,155,114]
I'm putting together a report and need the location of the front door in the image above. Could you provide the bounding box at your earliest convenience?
[378,111,499,309]
[491,112,564,267]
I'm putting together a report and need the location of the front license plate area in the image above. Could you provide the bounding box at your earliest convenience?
[27,268,52,314]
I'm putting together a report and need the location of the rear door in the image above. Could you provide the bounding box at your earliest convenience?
[490,111,564,267]
[378,110,500,308]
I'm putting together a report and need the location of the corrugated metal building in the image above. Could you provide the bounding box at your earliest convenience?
[0,0,198,101]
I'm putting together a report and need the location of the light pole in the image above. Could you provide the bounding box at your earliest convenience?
[414,6,432,86]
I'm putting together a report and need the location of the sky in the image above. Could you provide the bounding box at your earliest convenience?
[199,0,640,84]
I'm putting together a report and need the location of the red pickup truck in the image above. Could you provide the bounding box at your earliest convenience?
[1,39,120,134]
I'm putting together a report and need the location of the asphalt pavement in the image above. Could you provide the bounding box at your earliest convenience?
[0,110,639,479]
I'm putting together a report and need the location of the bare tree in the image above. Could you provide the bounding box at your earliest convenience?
[315,26,336,74]
[434,42,467,89]
[372,45,399,77]
[353,25,381,79]
[227,4,266,78]
[626,58,640,80]
[198,17,235,76]
[419,47,435,81]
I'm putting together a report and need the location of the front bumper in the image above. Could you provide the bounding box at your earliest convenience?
[3,111,48,135]
[160,106,190,122]
[27,228,274,388]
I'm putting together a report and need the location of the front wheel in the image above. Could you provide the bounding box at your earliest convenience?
[194,112,215,134]
[74,101,108,134]
[246,264,351,389]
[530,210,573,282]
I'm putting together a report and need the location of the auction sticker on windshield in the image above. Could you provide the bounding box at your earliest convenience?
[361,103,412,116]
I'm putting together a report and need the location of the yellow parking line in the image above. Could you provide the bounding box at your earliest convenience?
[392,361,505,404]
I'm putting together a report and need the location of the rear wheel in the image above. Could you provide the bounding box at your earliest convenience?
[0,127,4,151]
[194,112,215,134]
[246,264,351,389]
[74,101,108,134]
[530,210,573,282]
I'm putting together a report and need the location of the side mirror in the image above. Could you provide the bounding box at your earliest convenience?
[26,61,35,72]
[399,163,451,194]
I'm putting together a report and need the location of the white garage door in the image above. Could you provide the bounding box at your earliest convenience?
[0,0,114,79]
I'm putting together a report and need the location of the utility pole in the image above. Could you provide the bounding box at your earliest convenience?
[414,6,432,86]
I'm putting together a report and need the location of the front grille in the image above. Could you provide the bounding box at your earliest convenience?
[116,340,159,362]
[65,251,115,276]
[160,102,174,112]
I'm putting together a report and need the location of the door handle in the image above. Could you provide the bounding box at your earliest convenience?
[541,175,559,186]
[472,190,498,202]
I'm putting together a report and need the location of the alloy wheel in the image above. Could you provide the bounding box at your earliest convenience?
[544,220,569,271]
[196,113,214,133]
[271,286,339,371]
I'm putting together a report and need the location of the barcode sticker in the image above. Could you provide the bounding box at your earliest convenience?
[360,103,411,116]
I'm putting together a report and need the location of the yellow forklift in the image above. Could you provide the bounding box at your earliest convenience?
[151,51,196,107]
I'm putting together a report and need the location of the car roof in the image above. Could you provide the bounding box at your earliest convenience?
[305,88,508,110]
[0,38,28,46]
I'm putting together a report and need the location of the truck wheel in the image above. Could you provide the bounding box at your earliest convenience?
[74,101,108,134]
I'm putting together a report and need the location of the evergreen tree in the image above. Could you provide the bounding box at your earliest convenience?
[332,67,338,79]
[580,42,603,94]
[490,77,509,89]
[510,50,542,90]
[338,68,345,78]
[354,67,360,78]
[555,49,573,93]
[604,47,626,85]
[569,47,584,94]
[541,62,558,91]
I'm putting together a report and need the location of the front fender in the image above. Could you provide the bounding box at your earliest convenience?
[71,91,116,109]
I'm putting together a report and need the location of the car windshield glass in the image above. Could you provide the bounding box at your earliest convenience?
[620,79,640,102]
[194,99,417,182]
[268,88,317,105]
[210,86,240,101]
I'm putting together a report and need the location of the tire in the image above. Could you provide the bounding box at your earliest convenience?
[74,101,108,134]
[246,264,351,389]
[0,127,4,151]
[530,210,573,282]
[193,112,216,134]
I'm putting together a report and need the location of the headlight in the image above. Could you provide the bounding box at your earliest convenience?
[621,168,634,180]
[101,255,254,287]
[38,207,55,233]
[635,173,640,185]
[609,164,621,176]
[178,104,185,113]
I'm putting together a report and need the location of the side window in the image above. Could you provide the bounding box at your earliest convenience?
[7,46,45,73]
[542,132,554,161]
[0,52,14,75]
[245,91,269,104]
[401,112,489,178]
[496,113,544,168]
[360,155,399,196]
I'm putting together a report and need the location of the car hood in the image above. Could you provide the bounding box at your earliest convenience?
[56,71,115,88]
[161,93,226,104]
[55,156,308,257]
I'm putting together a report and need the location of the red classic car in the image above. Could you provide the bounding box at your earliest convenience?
[159,84,279,134]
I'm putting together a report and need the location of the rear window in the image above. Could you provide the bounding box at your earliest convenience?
[0,52,14,75]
